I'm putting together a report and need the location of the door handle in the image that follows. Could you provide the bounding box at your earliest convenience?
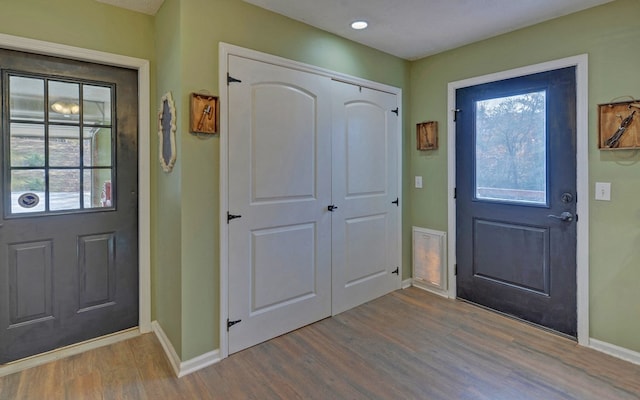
[327,205,338,212]
[547,211,573,222]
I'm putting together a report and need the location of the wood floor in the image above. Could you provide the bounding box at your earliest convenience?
[1,287,639,399]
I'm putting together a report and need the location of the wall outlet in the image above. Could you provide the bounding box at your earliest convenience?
[595,182,611,201]
[415,176,423,189]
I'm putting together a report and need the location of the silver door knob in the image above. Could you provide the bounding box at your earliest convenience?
[548,211,573,222]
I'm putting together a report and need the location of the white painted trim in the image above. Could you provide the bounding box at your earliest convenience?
[447,54,590,342]
[178,348,222,377]
[401,278,413,289]
[218,44,230,360]
[219,42,403,360]
[152,321,221,378]
[152,321,181,377]
[0,34,152,332]
[138,61,152,334]
[589,338,640,366]
[412,280,450,298]
[220,43,402,95]
[0,328,140,378]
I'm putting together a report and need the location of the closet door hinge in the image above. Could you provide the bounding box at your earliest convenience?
[227,318,242,331]
[227,212,242,223]
[227,73,242,85]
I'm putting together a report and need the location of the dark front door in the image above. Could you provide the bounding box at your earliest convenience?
[0,49,138,363]
[456,67,577,337]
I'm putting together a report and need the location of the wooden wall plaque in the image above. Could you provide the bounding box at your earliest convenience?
[190,93,218,134]
[598,100,640,149]
[417,121,438,150]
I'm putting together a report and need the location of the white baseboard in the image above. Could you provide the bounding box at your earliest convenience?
[401,278,413,289]
[589,338,640,366]
[151,320,221,378]
[0,327,140,378]
[411,279,450,298]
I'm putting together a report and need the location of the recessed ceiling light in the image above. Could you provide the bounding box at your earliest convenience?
[351,20,368,30]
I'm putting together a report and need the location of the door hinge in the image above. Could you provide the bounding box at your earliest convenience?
[391,267,399,275]
[575,214,579,222]
[455,264,458,276]
[227,318,242,331]
[454,188,457,199]
[391,107,399,116]
[227,212,242,223]
[392,197,399,206]
[227,73,242,85]
[453,108,461,122]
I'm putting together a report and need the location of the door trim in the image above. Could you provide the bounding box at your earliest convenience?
[447,54,589,345]
[219,42,402,360]
[0,34,152,336]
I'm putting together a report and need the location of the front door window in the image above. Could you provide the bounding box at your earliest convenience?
[475,91,547,205]
[6,74,114,215]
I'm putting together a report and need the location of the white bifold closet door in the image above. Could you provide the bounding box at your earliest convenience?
[330,80,400,316]
[227,54,399,354]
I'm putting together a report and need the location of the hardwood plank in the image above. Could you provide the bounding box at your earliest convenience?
[64,370,103,400]
[0,287,638,399]
[130,335,212,400]
[99,340,148,400]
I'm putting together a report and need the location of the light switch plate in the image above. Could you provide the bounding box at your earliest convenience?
[415,176,423,189]
[595,182,611,201]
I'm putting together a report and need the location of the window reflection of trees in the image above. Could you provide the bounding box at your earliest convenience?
[475,91,546,204]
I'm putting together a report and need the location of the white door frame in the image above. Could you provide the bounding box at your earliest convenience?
[446,54,589,345]
[0,34,152,331]
[219,42,402,359]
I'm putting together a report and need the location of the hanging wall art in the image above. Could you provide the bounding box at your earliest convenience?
[158,91,177,172]
[189,92,218,134]
[598,99,640,149]
[417,121,438,150]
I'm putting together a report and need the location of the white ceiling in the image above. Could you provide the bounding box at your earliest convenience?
[96,0,164,15]
[97,0,613,60]
[243,0,614,60]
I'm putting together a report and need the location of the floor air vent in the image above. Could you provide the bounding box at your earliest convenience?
[412,227,447,294]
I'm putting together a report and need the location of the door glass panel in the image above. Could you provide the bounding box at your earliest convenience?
[5,73,116,216]
[475,91,547,204]
[49,125,80,167]
[10,76,44,121]
[84,169,112,208]
[83,85,112,126]
[48,81,80,123]
[10,169,45,214]
[49,169,80,211]
[10,123,45,167]
[83,127,112,167]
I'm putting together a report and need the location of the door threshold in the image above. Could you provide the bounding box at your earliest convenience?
[458,298,577,342]
[0,327,140,378]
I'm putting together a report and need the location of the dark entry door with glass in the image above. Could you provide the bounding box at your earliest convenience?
[0,49,138,363]
[456,67,577,337]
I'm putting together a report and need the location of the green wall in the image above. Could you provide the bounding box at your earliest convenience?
[158,0,409,360]
[0,0,154,58]
[0,0,408,363]
[1,0,637,364]
[409,0,640,352]
[154,0,184,357]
